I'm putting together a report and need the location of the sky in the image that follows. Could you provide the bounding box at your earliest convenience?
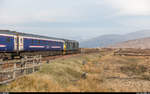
[0,0,150,41]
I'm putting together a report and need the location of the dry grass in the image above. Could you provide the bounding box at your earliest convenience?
[0,74,64,92]
[1,49,150,92]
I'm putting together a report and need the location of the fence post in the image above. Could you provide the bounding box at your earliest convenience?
[0,55,43,84]
[39,55,41,63]
[39,55,42,71]
[24,58,27,74]
[33,56,35,73]
[13,63,16,79]
[21,58,25,75]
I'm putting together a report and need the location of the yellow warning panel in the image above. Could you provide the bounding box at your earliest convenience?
[63,43,66,55]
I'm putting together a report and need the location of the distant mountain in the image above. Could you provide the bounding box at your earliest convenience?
[80,34,126,48]
[109,37,150,49]
[126,30,150,40]
[80,30,150,48]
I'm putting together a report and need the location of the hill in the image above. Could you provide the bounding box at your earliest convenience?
[80,34,126,48]
[80,30,150,48]
[109,37,150,49]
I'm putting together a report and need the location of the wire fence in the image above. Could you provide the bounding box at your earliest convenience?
[0,55,42,84]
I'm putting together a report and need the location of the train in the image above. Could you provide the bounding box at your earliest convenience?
[0,30,80,59]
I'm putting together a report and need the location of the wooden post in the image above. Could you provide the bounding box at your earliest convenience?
[24,59,27,74]
[13,63,16,79]
[39,55,42,71]
[33,56,35,73]
[39,55,41,64]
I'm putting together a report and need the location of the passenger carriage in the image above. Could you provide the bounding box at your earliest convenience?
[0,30,79,59]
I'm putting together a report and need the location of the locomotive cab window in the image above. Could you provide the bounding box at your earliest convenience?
[73,43,74,47]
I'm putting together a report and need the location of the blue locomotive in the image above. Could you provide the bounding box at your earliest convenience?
[0,30,79,59]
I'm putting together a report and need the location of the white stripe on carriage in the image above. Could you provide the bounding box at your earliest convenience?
[0,45,6,47]
[0,33,65,43]
[29,45,45,48]
[0,34,14,37]
[22,36,65,43]
[51,46,61,48]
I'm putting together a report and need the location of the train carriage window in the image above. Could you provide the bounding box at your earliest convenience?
[73,43,74,48]
[35,40,37,44]
[6,37,11,43]
[32,39,34,44]
[71,43,72,47]
[41,40,44,44]
[70,43,71,47]
[44,40,46,44]
[41,40,43,44]
[45,41,48,44]
[38,40,40,44]
[73,43,75,48]
[43,40,46,44]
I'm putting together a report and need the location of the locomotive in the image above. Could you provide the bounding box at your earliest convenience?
[0,30,79,59]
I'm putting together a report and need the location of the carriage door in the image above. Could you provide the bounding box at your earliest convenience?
[14,36,18,51]
[18,36,24,51]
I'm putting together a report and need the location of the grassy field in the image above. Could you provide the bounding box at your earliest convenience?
[0,50,150,92]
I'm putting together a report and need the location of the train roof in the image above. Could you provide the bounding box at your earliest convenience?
[0,30,78,43]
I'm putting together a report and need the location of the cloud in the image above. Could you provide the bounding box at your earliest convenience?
[0,0,150,41]
[1,0,150,25]
[0,0,92,24]
[116,17,150,30]
[103,0,150,16]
